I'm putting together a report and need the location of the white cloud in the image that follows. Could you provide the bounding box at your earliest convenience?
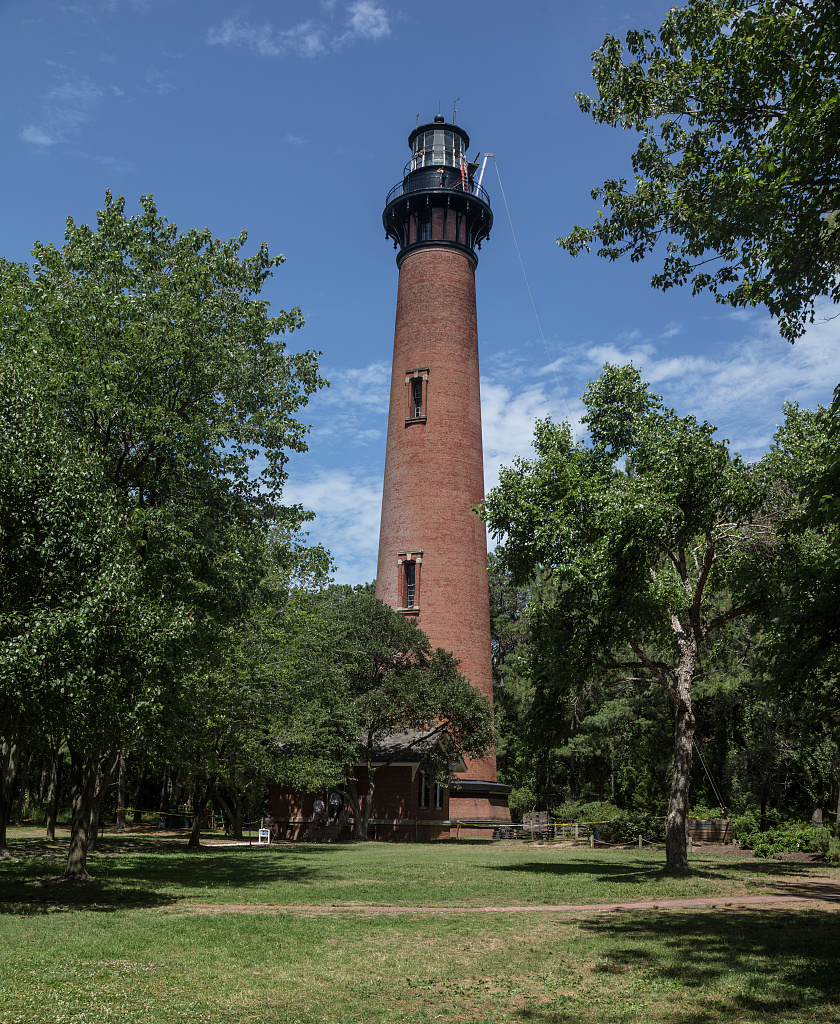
[480,375,581,492]
[659,321,682,339]
[305,361,390,445]
[205,2,390,59]
[20,125,57,147]
[346,1,390,40]
[284,467,383,585]
[20,74,103,146]
[144,67,173,96]
[205,18,324,58]
[569,304,840,457]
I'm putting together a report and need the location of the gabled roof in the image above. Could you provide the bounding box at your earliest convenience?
[368,727,466,773]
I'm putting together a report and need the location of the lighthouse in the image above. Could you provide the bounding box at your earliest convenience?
[377,114,511,828]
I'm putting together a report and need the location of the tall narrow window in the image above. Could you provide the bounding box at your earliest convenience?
[418,772,430,809]
[397,550,422,613]
[405,369,429,423]
[434,784,444,810]
[404,560,416,609]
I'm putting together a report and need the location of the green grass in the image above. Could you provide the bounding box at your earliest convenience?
[1,829,838,1023]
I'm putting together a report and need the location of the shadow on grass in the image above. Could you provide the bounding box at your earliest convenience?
[490,853,838,885]
[491,857,689,884]
[516,908,840,1023]
[0,878,180,916]
[0,837,348,915]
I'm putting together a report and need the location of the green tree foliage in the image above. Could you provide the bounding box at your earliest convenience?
[558,0,840,342]
[482,364,766,867]
[0,194,325,874]
[0,364,180,855]
[290,588,494,839]
[155,534,333,847]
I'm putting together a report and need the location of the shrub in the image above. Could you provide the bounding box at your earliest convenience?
[688,803,726,820]
[737,819,836,858]
[550,800,581,822]
[550,800,622,824]
[575,801,622,823]
[507,786,538,822]
[600,812,666,845]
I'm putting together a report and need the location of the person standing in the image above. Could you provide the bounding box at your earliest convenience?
[328,792,342,822]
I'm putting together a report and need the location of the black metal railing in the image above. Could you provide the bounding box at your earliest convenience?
[385,171,490,207]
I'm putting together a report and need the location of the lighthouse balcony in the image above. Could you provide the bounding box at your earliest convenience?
[385,168,490,207]
[383,169,492,262]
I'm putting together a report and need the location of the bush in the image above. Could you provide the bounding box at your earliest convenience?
[550,800,622,823]
[735,818,837,858]
[600,812,666,845]
[688,803,726,820]
[507,786,538,822]
[576,801,622,823]
[550,800,581,822]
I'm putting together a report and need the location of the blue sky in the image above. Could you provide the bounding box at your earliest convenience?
[3,0,839,584]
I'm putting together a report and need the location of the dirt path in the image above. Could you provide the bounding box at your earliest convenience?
[167,881,840,916]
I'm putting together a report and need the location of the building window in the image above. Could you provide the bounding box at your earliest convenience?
[435,784,444,810]
[419,214,432,241]
[397,550,422,613]
[418,772,430,809]
[405,369,429,422]
[404,560,416,608]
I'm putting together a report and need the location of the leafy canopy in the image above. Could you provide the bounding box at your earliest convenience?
[289,587,495,780]
[558,0,840,341]
[0,192,327,753]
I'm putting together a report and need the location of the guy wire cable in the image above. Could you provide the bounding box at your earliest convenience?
[490,155,573,425]
[692,737,727,814]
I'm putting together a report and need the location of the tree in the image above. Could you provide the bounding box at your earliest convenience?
[154,532,333,847]
[0,362,173,860]
[482,364,766,868]
[748,403,840,822]
[0,193,325,875]
[558,0,840,342]
[292,588,495,840]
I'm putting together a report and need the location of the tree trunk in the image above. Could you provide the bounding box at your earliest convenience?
[39,757,49,805]
[65,749,99,879]
[132,766,144,824]
[1,739,21,856]
[187,784,209,849]
[345,779,366,839]
[115,749,127,830]
[216,789,235,834]
[44,737,61,842]
[230,785,243,840]
[88,754,111,852]
[14,752,29,826]
[158,770,170,813]
[665,690,695,870]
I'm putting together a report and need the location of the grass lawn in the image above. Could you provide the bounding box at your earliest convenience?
[1,828,839,1023]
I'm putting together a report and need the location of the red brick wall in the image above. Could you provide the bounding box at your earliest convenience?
[269,766,451,841]
[375,245,498,785]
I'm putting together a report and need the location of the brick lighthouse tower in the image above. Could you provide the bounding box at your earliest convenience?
[377,114,511,828]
